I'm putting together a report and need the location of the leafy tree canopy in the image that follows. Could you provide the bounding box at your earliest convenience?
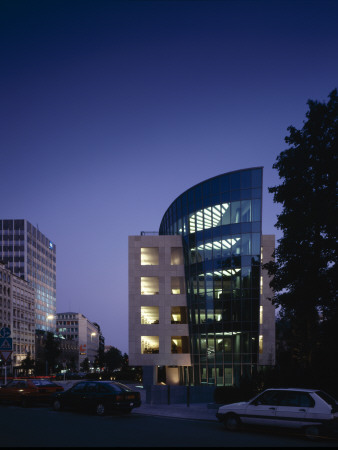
[104,346,123,371]
[264,89,338,367]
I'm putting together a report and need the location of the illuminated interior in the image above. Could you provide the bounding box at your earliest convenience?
[141,247,159,265]
[171,336,189,353]
[171,306,187,324]
[188,203,229,233]
[171,247,183,265]
[171,276,185,294]
[141,306,159,324]
[141,277,159,295]
[141,336,159,354]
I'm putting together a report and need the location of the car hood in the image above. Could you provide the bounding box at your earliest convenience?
[218,401,248,412]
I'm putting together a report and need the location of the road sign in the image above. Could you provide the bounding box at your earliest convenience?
[0,350,12,362]
[0,338,13,351]
[0,327,11,338]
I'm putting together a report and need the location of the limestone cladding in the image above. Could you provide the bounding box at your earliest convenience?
[128,235,191,367]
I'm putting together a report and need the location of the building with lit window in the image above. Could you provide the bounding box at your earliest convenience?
[0,263,35,373]
[129,168,275,386]
[0,220,56,333]
[56,312,100,371]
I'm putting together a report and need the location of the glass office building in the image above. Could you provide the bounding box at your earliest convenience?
[159,168,263,385]
[0,219,56,332]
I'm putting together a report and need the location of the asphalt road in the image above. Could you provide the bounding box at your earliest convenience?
[1,404,337,447]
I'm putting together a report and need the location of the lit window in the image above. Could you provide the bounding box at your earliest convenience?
[259,335,263,354]
[141,248,159,265]
[141,307,159,324]
[141,336,159,354]
[170,248,183,265]
[171,336,189,353]
[171,277,185,295]
[141,277,159,295]
[171,306,187,324]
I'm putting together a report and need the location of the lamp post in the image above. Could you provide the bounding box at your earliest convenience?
[46,314,55,376]
[90,333,97,373]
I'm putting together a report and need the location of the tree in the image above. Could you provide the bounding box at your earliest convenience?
[80,357,90,373]
[19,352,35,376]
[104,346,123,372]
[264,89,338,385]
[45,332,61,375]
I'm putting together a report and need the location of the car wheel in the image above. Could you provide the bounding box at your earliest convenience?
[304,425,321,439]
[224,414,241,431]
[21,397,30,408]
[96,403,106,416]
[53,399,63,411]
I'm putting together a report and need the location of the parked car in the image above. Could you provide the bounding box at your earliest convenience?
[55,372,87,381]
[216,388,338,438]
[52,380,141,416]
[0,378,64,407]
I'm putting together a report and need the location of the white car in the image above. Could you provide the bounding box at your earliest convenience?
[216,388,338,438]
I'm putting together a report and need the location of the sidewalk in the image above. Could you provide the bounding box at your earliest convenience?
[132,401,219,421]
[55,380,220,421]
[132,386,219,421]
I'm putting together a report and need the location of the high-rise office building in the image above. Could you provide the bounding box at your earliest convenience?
[129,168,275,386]
[0,220,56,332]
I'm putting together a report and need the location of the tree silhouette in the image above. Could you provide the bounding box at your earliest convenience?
[264,89,338,389]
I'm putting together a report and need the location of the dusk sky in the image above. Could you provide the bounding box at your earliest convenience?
[1,0,338,353]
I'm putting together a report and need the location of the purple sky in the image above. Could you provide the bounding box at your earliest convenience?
[1,0,338,353]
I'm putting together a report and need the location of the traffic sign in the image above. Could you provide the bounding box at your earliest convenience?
[0,327,11,338]
[0,350,12,362]
[0,338,12,351]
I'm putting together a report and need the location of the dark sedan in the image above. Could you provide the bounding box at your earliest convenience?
[52,380,141,416]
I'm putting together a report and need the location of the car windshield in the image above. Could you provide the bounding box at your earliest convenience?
[106,382,133,392]
[316,390,338,408]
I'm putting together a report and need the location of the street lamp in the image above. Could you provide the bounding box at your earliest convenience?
[91,332,96,342]
[46,314,56,375]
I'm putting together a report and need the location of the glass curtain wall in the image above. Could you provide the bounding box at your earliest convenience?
[159,168,263,386]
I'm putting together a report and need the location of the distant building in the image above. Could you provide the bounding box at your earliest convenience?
[129,168,276,386]
[56,312,100,371]
[0,219,56,333]
[0,263,35,373]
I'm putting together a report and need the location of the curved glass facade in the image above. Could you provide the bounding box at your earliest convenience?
[159,168,263,386]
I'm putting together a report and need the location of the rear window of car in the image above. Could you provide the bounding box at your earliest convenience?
[278,391,315,408]
[316,391,338,408]
[105,382,133,392]
[31,380,56,387]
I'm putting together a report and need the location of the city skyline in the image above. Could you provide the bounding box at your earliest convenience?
[1,0,338,353]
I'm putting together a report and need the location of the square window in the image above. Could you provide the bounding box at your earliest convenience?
[141,336,159,354]
[141,277,159,295]
[141,248,159,265]
[141,307,159,324]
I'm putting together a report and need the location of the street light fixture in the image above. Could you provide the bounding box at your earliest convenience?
[45,315,56,376]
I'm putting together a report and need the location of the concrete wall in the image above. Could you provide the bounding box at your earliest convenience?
[145,384,215,404]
